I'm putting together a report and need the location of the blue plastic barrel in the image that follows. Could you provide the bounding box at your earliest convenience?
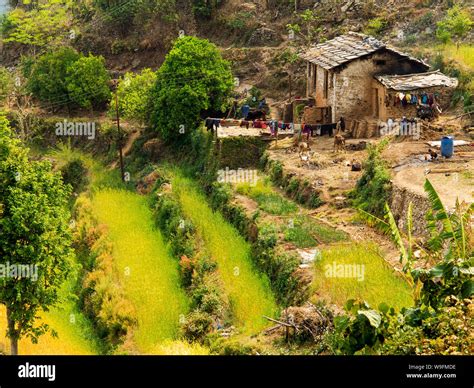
[441,136,454,158]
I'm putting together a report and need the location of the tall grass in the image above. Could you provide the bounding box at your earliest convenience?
[236,179,297,215]
[439,43,474,69]
[172,173,278,333]
[312,242,413,311]
[283,215,348,248]
[48,143,124,191]
[92,190,189,353]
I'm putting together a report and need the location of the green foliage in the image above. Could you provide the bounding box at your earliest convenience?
[261,155,324,209]
[27,47,80,106]
[0,67,13,103]
[60,158,89,194]
[244,86,263,108]
[27,48,110,110]
[282,215,347,248]
[65,54,111,110]
[2,0,71,51]
[74,196,137,352]
[350,139,391,217]
[436,5,473,46]
[251,223,308,306]
[364,17,388,36]
[149,36,234,144]
[327,182,473,355]
[236,179,298,215]
[193,0,222,18]
[113,68,156,125]
[286,9,323,44]
[181,311,214,342]
[0,114,74,354]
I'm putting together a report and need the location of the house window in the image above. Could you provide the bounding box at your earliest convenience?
[323,69,329,98]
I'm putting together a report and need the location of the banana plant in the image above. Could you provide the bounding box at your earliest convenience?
[359,179,473,309]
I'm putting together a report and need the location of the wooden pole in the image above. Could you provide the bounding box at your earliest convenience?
[289,74,292,101]
[115,92,125,182]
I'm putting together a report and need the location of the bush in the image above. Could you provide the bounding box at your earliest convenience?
[27,47,80,106]
[27,48,110,110]
[112,68,156,125]
[65,54,111,110]
[60,158,89,194]
[350,139,391,217]
[182,311,214,342]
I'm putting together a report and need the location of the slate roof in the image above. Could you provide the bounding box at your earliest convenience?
[299,32,428,70]
[375,70,458,91]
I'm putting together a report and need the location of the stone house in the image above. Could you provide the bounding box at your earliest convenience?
[298,32,457,127]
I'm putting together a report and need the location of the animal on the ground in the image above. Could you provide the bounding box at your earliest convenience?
[298,141,311,153]
[333,134,345,152]
[426,148,438,160]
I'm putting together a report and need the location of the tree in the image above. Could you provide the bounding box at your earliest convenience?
[1,0,71,54]
[436,5,473,49]
[66,54,111,111]
[27,47,80,107]
[0,114,74,355]
[0,67,13,105]
[27,48,111,111]
[113,68,156,125]
[149,36,234,143]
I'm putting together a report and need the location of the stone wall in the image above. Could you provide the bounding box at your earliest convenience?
[389,184,431,236]
[308,50,427,122]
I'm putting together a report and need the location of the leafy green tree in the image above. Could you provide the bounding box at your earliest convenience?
[66,54,111,110]
[27,47,80,107]
[0,67,13,104]
[1,0,71,54]
[149,36,234,143]
[0,114,74,355]
[27,48,111,110]
[436,5,473,49]
[113,68,156,125]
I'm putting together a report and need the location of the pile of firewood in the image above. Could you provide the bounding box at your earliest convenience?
[264,303,335,342]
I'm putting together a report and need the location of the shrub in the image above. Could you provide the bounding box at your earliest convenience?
[60,158,89,194]
[182,311,214,342]
[27,47,80,106]
[65,54,111,110]
[350,139,391,217]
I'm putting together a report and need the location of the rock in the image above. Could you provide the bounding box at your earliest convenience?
[247,27,282,47]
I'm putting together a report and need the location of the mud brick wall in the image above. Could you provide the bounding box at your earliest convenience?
[374,84,456,121]
[307,50,426,122]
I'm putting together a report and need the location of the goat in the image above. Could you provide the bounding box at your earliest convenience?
[333,134,345,152]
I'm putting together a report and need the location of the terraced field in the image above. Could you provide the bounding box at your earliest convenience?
[92,189,190,353]
[172,173,278,334]
[312,242,414,311]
